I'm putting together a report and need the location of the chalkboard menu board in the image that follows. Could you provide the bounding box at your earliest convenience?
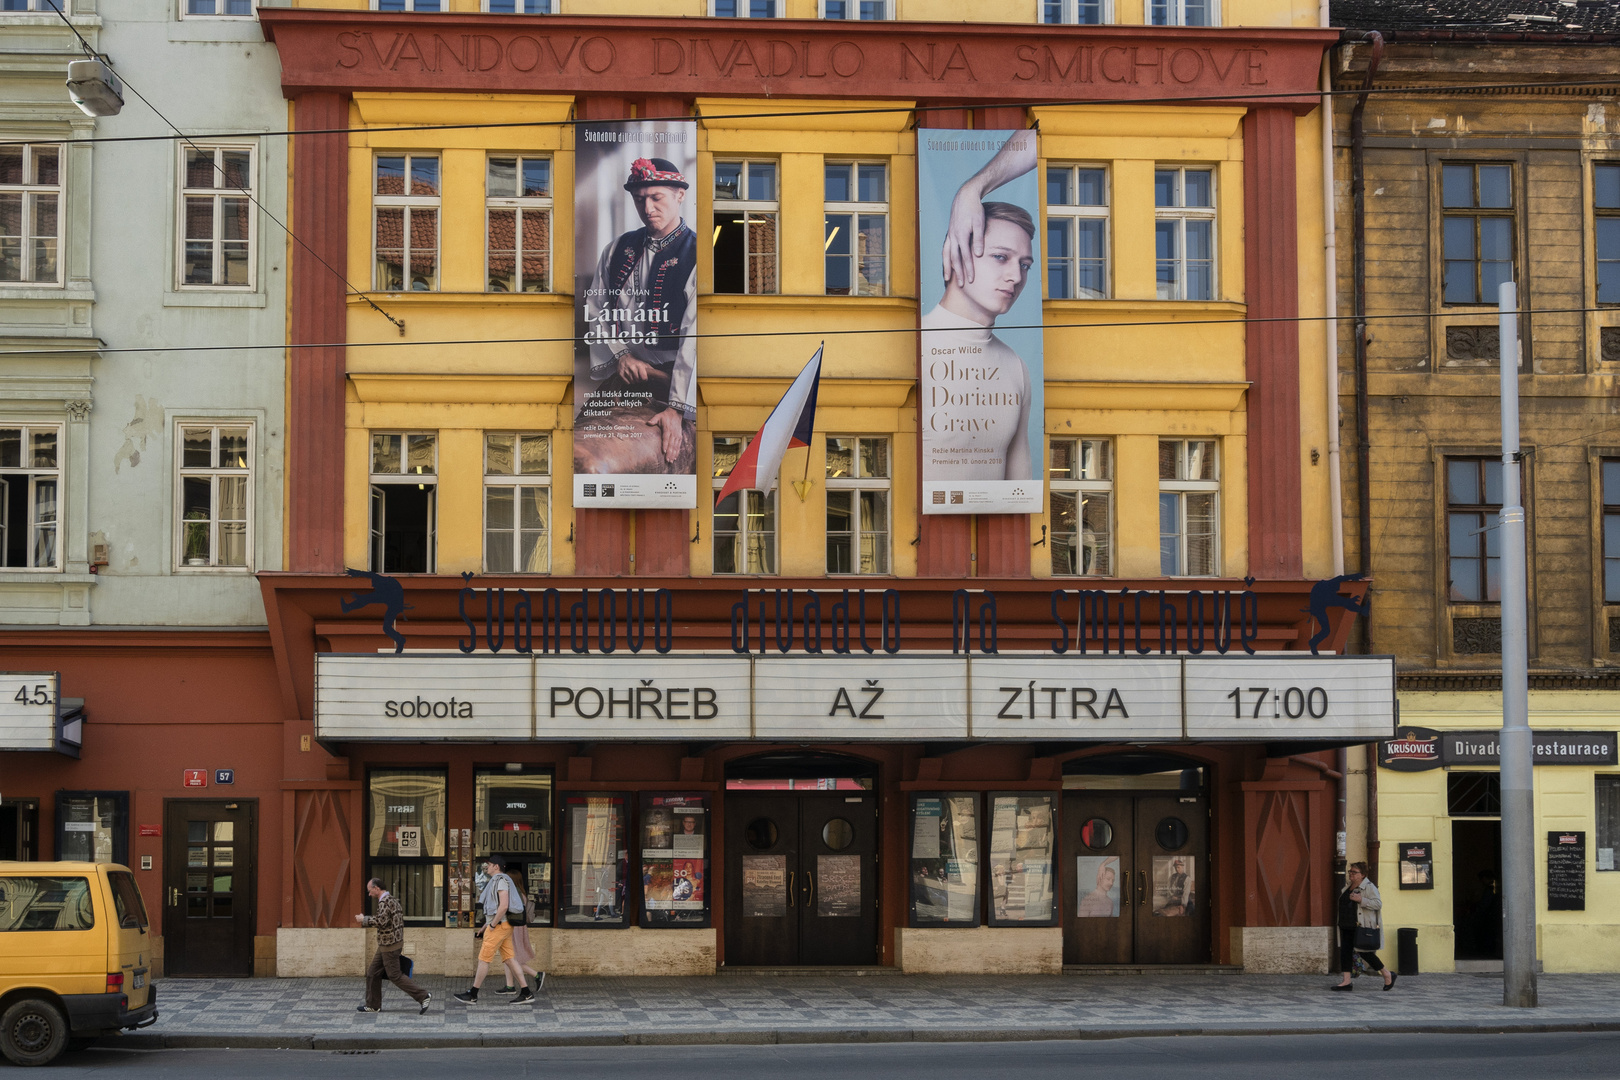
[1547,831,1585,912]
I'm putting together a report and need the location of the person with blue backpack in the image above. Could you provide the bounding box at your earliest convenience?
[454,855,534,1005]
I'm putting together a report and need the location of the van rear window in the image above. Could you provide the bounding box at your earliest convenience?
[107,871,148,930]
[0,877,95,931]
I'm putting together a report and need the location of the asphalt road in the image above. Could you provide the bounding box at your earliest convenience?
[47,1032,1620,1079]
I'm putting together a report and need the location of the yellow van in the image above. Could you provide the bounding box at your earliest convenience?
[0,862,157,1066]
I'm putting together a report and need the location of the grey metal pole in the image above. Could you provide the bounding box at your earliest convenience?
[1497,280,1538,1007]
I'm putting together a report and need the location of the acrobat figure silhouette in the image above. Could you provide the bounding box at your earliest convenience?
[1304,572,1367,654]
[341,568,412,654]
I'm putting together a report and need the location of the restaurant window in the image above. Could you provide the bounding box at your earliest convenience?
[640,794,710,928]
[0,143,60,285]
[486,155,551,292]
[1050,437,1112,576]
[909,794,980,928]
[370,432,437,574]
[825,162,887,296]
[0,424,61,570]
[560,793,629,927]
[474,767,553,925]
[1441,163,1514,305]
[1159,438,1218,576]
[176,424,251,570]
[178,146,254,286]
[1447,457,1505,603]
[712,160,778,295]
[1597,165,1620,304]
[825,436,890,575]
[483,432,549,574]
[374,155,440,291]
[1597,775,1620,871]
[1154,167,1215,301]
[712,435,776,574]
[1150,0,1213,24]
[367,769,447,923]
[1046,165,1108,298]
[1447,772,1501,817]
[55,791,127,866]
[987,793,1057,927]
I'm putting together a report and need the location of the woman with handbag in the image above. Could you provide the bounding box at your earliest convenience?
[1334,861,1396,991]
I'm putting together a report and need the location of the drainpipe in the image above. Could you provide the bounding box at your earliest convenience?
[1321,9,1344,579]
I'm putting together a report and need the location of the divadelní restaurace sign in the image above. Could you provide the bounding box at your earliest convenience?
[1378,727,1619,771]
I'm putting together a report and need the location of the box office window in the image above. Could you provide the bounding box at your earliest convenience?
[561,793,629,927]
[909,793,981,928]
[987,793,1057,927]
[1597,775,1620,871]
[55,791,126,865]
[640,794,710,928]
[0,877,94,931]
[367,769,447,923]
[474,768,553,925]
[1447,772,1501,817]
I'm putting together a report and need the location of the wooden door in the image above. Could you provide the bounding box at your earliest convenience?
[1132,794,1210,964]
[796,794,878,966]
[163,800,255,977]
[724,795,799,967]
[1062,794,1135,965]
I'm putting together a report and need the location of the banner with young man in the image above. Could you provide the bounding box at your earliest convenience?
[918,128,1044,515]
[573,119,699,509]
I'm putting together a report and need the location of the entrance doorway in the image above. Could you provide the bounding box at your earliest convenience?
[1061,756,1210,965]
[1451,819,1502,961]
[0,799,38,860]
[163,799,256,977]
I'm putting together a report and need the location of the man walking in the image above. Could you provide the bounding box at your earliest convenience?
[454,855,535,1005]
[354,877,431,1014]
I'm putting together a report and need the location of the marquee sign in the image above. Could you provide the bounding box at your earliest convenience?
[0,672,81,757]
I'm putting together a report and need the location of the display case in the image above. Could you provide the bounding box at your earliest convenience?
[986,792,1057,927]
[639,793,710,928]
[908,793,980,927]
[474,767,553,925]
[559,793,629,927]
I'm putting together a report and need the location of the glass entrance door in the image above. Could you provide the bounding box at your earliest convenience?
[163,799,255,977]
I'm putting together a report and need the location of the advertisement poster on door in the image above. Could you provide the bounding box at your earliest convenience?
[918,128,1043,515]
[1076,855,1122,917]
[574,119,699,509]
[817,854,861,916]
[1151,856,1195,917]
[742,855,786,917]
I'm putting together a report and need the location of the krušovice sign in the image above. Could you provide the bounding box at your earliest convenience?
[314,653,1397,743]
[1378,726,1618,770]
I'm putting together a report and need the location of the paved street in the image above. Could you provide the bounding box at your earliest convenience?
[54,1032,1620,1079]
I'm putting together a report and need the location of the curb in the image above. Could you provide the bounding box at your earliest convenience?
[104,1019,1620,1051]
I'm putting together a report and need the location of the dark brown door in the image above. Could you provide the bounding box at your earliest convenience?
[724,794,879,967]
[163,800,256,977]
[1133,795,1209,964]
[1062,794,1134,965]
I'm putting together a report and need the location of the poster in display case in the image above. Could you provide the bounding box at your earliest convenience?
[909,793,981,927]
[1398,843,1434,890]
[641,793,710,928]
[560,793,629,927]
[986,793,1057,927]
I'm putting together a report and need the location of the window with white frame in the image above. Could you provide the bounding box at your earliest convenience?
[1159,439,1218,576]
[486,155,551,293]
[0,425,60,570]
[184,0,250,17]
[713,160,778,295]
[1154,167,1215,301]
[484,433,550,574]
[0,144,60,286]
[1050,438,1112,576]
[1,0,66,12]
[1150,0,1213,25]
[821,0,886,17]
[179,147,254,288]
[1042,0,1106,22]
[825,162,887,297]
[713,436,776,574]
[826,436,890,575]
[374,155,440,292]
[370,433,437,574]
[177,425,251,570]
[1047,165,1108,299]
[374,0,440,10]
[484,0,549,10]
[711,0,778,13]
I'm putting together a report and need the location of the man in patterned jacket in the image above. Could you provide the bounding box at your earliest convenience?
[355,877,431,1014]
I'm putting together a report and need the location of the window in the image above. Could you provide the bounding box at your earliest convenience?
[185,0,250,17]
[910,794,980,927]
[483,433,550,574]
[56,792,127,864]
[1597,165,1620,304]
[0,878,93,932]
[1447,772,1500,817]
[825,162,887,297]
[0,425,60,570]
[712,436,776,574]
[826,436,890,575]
[713,160,778,295]
[559,793,629,927]
[370,432,437,574]
[1043,0,1105,22]
[1598,775,1620,871]
[179,148,253,287]
[1,0,67,11]
[367,769,447,923]
[1605,460,1620,603]
[987,794,1057,926]
[176,425,251,570]
[0,144,59,285]
[474,767,553,924]
[374,155,439,292]
[374,0,439,9]
[1155,168,1215,301]
[1150,0,1213,24]
[712,0,777,13]
[1442,163,1514,305]
[822,0,886,16]
[1447,457,1504,603]
[1159,439,1218,576]
[486,156,551,293]
[1047,166,1108,299]
[484,0,549,10]
[1050,438,1112,575]
[107,871,148,930]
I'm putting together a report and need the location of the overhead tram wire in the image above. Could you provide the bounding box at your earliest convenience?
[43,2,405,333]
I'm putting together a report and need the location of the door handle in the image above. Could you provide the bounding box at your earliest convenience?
[787,870,795,908]
[1139,870,1148,907]
[168,887,179,907]
[805,870,814,909]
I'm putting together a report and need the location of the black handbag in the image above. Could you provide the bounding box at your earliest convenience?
[1353,926,1382,951]
[399,954,415,978]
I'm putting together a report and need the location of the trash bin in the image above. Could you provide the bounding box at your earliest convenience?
[1397,927,1419,975]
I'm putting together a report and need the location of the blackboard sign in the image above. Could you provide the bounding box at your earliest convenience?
[1547,831,1585,912]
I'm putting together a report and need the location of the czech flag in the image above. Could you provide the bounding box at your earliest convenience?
[714,345,823,507]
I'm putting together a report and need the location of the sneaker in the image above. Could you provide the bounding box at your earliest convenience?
[534,971,546,992]
[453,989,479,1005]
[495,984,520,995]
[356,1005,380,1013]
[510,987,535,1005]
[419,993,432,1015]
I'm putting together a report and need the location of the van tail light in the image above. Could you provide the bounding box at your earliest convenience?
[105,973,123,993]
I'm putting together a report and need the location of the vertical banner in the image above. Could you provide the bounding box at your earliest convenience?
[574,119,699,508]
[918,129,1043,515]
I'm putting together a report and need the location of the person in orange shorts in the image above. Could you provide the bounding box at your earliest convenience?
[453,855,533,1005]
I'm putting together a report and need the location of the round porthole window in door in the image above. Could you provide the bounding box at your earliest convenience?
[745,818,779,850]
[822,818,855,851]
[1080,818,1114,850]
[1156,817,1189,852]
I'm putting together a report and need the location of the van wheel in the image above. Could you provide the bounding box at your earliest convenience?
[0,998,68,1066]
